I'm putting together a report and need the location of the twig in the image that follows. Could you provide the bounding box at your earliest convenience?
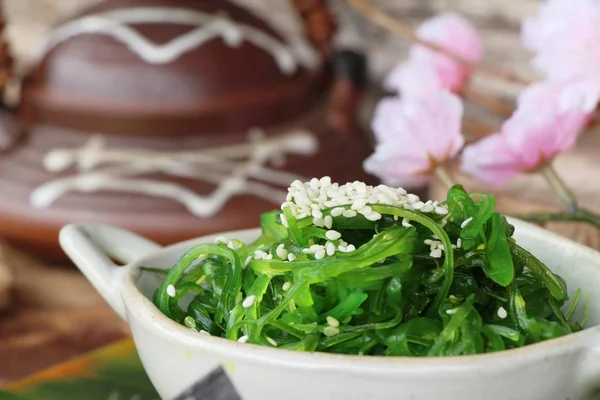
[462,87,514,119]
[541,164,578,212]
[434,165,455,190]
[347,0,531,86]
[462,118,498,142]
[513,209,600,230]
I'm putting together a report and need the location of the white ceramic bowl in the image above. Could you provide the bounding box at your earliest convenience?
[59,219,600,400]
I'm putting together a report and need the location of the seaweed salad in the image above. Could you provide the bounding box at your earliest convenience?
[151,178,585,356]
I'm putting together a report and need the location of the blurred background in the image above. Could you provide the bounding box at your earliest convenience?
[5,0,537,96]
[3,0,591,389]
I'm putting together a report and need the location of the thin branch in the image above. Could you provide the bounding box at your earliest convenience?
[462,118,499,142]
[462,87,514,119]
[513,208,600,230]
[541,164,579,212]
[347,0,531,86]
[434,165,455,190]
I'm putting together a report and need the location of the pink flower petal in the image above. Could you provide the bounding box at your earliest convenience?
[504,80,595,165]
[522,0,600,80]
[462,79,597,187]
[365,91,465,188]
[412,12,484,92]
[383,60,442,99]
[415,12,484,63]
[384,12,483,98]
[460,133,522,187]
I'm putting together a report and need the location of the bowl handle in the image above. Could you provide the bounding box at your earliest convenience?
[59,223,161,321]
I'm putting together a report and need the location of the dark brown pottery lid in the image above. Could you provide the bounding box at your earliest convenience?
[0,0,375,261]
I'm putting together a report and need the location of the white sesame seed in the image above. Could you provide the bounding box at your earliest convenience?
[461,217,474,229]
[276,244,288,260]
[282,180,447,231]
[421,204,434,213]
[320,176,332,185]
[166,284,176,297]
[313,217,325,227]
[430,241,441,251]
[199,330,211,335]
[497,307,508,319]
[357,206,372,215]
[446,308,458,315]
[338,245,347,252]
[266,336,278,347]
[238,335,249,343]
[264,253,273,260]
[242,295,256,308]
[424,239,433,245]
[402,218,412,228]
[430,248,443,258]
[326,316,340,327]
[345,244,356,252]
[412,201,425,210]
[326,241,336,256]
[227,240,240,250]
[214,236,228,244]
[351,199,367,210]
[324,215,333,229]
[325,230,342,240]
[184,316,196,329]
[323,326,340,337]
[287,253,296,262]
[457,238,462,249]
[315,249,326,260]
[343,210,357,218]
[280,214,289,228]
[339,239,348,247]
[365,212,382,221]
[282,282,292,291]
[331,207,345,217]
[435,206,449,215]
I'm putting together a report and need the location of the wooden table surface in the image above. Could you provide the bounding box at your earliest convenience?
[0,244,128,387]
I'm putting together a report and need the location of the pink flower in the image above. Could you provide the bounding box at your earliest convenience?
[522,0,600,80]
[385,12,484,97]
[461,80,600,186]
[364,91,465,188]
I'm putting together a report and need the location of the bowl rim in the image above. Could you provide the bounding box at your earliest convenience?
[121,221,600,371]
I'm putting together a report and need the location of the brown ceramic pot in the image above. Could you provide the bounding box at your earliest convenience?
[0,0,375,261]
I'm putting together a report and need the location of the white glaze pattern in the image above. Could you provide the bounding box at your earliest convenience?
[30,129,319,217]
[38,7,320,74]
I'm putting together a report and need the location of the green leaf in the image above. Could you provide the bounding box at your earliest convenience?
[484,213,515,287]
[260,210,289,241]
[445,184,475,222]
[460,195,495,250]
